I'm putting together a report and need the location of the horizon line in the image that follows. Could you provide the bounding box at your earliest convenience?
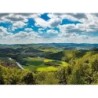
[0,42,98,45]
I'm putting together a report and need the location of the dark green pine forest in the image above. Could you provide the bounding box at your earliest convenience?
[0,43,98,84]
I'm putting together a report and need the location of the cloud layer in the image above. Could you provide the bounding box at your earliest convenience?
[0,13,98,44]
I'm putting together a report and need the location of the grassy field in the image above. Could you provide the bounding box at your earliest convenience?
[23,57,69,72]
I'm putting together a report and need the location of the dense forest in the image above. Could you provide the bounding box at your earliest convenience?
[0,43,98,84]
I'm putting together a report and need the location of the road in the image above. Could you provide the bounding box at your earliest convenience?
[8,57,24,70]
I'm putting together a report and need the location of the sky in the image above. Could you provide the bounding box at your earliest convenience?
[0,13,98,44]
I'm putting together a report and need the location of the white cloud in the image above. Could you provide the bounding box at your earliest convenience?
[58,13,98,35]
[47,29,59,34]
[24,28,33,32]
[35,17,49,28]
[0,13,98,44]
[12,21,26,30]
[0,26,41,44]
[34,13,61,28]
[54,33,98,43]
[0,27,11,38]
[49,18,61,27]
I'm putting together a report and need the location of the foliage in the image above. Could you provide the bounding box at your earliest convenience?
[0,45,98,84]
[22,71,35,84]
[35,71,59,84]
[0,65,35,84]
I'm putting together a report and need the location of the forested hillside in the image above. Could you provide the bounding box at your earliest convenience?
[0,44,98,84]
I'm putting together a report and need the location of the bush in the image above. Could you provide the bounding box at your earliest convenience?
[35,71,59,84]
[56,66,72,84]
[22,72,35,84]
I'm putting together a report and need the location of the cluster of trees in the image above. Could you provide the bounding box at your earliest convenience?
[0,50,98,84]
[0,65,35,84]
[35,51,98,84]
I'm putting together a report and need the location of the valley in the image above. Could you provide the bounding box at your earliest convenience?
[0,43,98,84]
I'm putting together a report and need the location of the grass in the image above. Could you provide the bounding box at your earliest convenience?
[39,48,61,53]
[61,61,69,67]
[36,61,69,72]
[44,58,53,63]
[24,57,44,66]
[23,57,69,72]
[36,66,58,72]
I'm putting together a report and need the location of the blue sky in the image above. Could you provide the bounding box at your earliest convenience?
[0,13,98,44]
